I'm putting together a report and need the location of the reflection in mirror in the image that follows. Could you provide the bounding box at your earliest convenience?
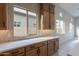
[13,6,27,37]
[28,11,37,35]
[13,5,38,37]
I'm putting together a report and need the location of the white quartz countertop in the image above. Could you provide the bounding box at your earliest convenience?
[68,44,79,56]
[0,36,59,53]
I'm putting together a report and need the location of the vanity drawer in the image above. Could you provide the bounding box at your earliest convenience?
[16,53,25,56]
[0,52,11,56]
[26,41,47,52]
[4,47,25,55]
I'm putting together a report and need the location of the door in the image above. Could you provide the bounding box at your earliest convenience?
[39,45,47,56]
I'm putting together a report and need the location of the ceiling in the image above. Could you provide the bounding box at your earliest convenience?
[55,3,79,17]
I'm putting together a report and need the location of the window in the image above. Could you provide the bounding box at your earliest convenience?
[13,5,38,37]
[69,18,74,33]
[56,19,65,34]
[69,22,74,33]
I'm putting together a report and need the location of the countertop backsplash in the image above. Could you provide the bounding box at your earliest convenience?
[0,30,56,43]
[0,30,13,43]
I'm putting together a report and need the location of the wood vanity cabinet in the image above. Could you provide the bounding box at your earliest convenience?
[49,4,55,29]
[38,41,48,56]
[48,39,55,56]
[0,38,59,56]
[0,47,25,56]
[38,45,47,56]
[0,3,7,30]
[25,41,48,56]
[26,48,38,56]
[40,3,50,29]
[49,12,55,29]
[43,11,50,29]
[39,3,55,29]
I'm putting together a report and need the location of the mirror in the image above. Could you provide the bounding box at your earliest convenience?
[13,5,38,37]
[28,11,38,35]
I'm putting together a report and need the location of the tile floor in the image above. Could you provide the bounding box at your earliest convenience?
[53,37,79,56]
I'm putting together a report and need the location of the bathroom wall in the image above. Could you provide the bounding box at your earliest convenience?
[55,5,75,46]
[74,17,79,37]
[0,3,55,43]
[0,3,75,43]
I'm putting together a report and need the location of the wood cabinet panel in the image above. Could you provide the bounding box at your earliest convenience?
[39,45,47,56]
[16,53,25,56]
[50,4,55,13]
[54,39,59,52]
[48,40,55,56]
[25,41,48,56]
[43,11,50,29]
[26,41,47,52]
[0,4,3,29]
[42,3,49,11]
[0,52,11,56]
[40,3,49,12]
[3,47,25,56]
[50,13,55,29]
[39,3,55,29]
[26,48,38,56]
[0,3,7,30]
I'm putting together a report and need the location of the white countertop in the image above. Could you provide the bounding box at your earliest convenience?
[0,36,59,53]
[68,43,79,56]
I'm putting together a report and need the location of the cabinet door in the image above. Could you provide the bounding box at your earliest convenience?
[50,13,55,29]
[43,11,50,29]
[0,3,7,29]
[48,40,55,56]
[26,49,38,56]
[39,45,47,56]
[1,47,25,56]
[40,4,55,29]
[55,39,59,52]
